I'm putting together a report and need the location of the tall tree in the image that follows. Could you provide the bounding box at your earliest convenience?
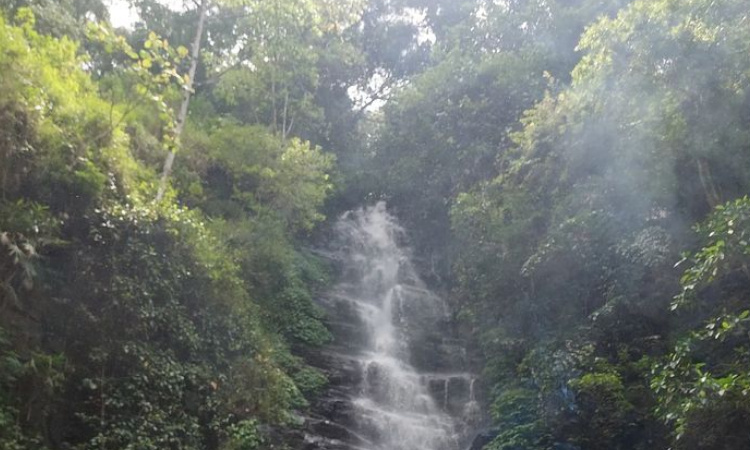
[156,0,207,200]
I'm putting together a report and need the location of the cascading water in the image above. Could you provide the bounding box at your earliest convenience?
[304,202,479,450]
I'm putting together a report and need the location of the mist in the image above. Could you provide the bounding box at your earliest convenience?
[2,0,750,449]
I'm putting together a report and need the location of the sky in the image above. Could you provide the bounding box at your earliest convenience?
[106,0,185,29]
[106,0,138,28]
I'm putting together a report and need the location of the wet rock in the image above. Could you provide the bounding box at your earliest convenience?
[467,429,498,450]
[308,418,371,447]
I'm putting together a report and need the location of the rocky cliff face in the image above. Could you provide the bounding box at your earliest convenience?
[298,203,484,450]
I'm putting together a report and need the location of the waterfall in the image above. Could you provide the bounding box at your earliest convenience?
[328,202,460,450]
[303,202,479,450]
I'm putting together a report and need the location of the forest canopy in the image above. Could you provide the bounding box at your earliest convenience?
[2,0,750,449]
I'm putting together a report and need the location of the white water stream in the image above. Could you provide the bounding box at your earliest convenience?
[331,202,461,450]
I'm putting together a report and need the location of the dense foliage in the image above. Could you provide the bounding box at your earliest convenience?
[4,0,750,449]
[0,0,459,446]
[0,2,343,448]
[361,0,750,448]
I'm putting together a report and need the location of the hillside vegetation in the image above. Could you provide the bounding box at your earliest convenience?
[2,0,750,449]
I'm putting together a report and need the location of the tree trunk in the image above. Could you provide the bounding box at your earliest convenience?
[156,0,208,201]
[696,157,721,210]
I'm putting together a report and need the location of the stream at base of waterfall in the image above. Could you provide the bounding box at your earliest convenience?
[302,202,482,450]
